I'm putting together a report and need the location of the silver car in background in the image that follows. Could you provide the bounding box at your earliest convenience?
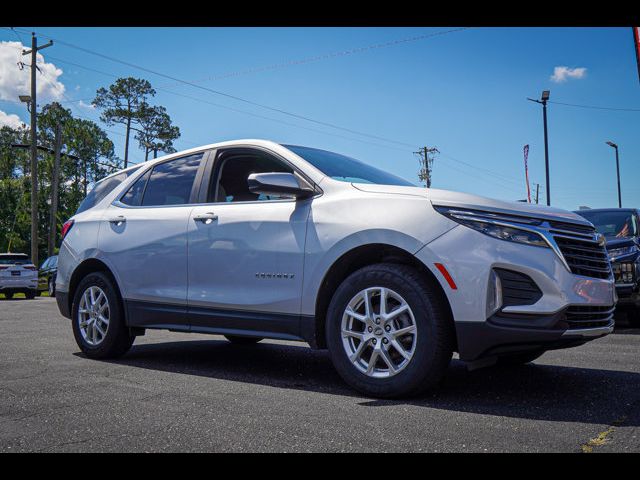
[54,140,616,397]
[0,253,39,299]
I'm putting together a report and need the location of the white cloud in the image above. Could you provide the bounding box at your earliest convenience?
[0,40,65,103]
[0,109,26,129]
[550,66,587,83]
[78,100,95,110]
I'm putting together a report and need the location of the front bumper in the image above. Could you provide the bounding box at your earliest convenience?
[415,224,616,361]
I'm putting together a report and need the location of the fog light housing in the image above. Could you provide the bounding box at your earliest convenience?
[486,269,503,317]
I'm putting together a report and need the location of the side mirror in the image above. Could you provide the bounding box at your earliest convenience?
[247,172,315,199]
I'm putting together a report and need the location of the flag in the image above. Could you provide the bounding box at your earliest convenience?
[523,144,531,203]
[634,27,640,84]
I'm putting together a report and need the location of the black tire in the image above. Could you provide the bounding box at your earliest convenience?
[71,272,134,359]
[326,263,455,398]
[24,290,36,299]
[48,277,56,297]
[3,292,14,299]
[497,351,545,366]
[224,335,263,345]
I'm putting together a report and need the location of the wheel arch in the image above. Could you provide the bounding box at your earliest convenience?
[311,243,456,350]
[67,258,124,319]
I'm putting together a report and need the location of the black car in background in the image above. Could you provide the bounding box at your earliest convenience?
[38,255,58,296]
[575,208,640,326]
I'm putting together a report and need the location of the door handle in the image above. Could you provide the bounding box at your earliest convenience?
[108,216,126,226]
[193,212,218,224]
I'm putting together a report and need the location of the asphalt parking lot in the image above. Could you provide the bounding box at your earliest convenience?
[1,296,639,452]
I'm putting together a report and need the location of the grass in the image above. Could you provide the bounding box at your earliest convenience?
[0,291,49,299]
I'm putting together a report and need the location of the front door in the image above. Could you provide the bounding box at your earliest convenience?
[187,148,311,338]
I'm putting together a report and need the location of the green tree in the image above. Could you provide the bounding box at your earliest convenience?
[134,103,181,161]
[93,77,155,167]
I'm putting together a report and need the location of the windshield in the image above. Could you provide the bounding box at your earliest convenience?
[284,145,415,187]
[0,255,30,265]
[577,210,638,239]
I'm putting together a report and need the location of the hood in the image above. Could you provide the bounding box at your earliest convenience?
[605,237,638,249]
[351,183,593,228]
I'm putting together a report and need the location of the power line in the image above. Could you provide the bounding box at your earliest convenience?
[42,54,532,188]
[155,28,471,89]
[548,100,640,113]
[6,27,423,148]
[4,27,533,192]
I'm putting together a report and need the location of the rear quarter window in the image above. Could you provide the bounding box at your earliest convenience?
[75,166,142,214]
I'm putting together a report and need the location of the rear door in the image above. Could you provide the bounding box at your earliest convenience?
[98,151,209,328]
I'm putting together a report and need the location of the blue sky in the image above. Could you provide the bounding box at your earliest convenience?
[0,27,638,211]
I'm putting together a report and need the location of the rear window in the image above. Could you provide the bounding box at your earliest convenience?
[0,255,31,265]
[75,166,142,214]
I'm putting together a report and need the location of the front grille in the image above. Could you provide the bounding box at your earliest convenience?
[553,234,612,279]
[495,268,542,307]
[564,305,615,329]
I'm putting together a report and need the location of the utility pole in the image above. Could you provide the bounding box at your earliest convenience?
[48,122,62,257]
[22,33,53,266]
[534,183,540,204]
[415,146,439,188]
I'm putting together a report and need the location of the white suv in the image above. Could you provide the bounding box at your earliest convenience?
[0,253,39,299]
[55,140,616,397]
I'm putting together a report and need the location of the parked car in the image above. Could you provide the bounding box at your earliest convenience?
[38,255,58,296]
[55,140,615,397]
[0,253,38,299]
[574,208,640,326]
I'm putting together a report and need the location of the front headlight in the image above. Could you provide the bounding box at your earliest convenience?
[608,245,638,260]
[434,206,549,248]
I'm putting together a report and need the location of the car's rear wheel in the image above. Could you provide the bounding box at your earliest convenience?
[497,351,545,366]
[224,335,263,345]
[326,263,455,398]
[72,272,133,359]
[4,292,14,299]
[24,290,36,299]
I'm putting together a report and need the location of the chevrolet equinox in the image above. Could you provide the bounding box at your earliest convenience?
[55,140,616,397]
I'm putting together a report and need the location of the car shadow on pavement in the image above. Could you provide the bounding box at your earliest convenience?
[85,337,640,426]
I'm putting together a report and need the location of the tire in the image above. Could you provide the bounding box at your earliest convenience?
[3,292,14,299]
[497,351,545,366]
[326,263,455,398]
[71,272,134,359]
[24,290,36,299]
[224,335,263,345]
[48,277,56,297]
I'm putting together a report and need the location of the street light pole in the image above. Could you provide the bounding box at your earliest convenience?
[607,141,622,208]
[527,90,551,206]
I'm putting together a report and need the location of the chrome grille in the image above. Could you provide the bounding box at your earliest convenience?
[552,231,612,280]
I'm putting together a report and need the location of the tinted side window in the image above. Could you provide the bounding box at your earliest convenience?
[141,153,203,206]
[75,166,142,214]
[210,152,293,203]
[76,173,126,214]
[121,169,151,206]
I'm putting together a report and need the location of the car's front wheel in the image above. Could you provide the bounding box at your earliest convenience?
[48,277,56,297]
[326,263,455,398]
[71,272,134,359]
